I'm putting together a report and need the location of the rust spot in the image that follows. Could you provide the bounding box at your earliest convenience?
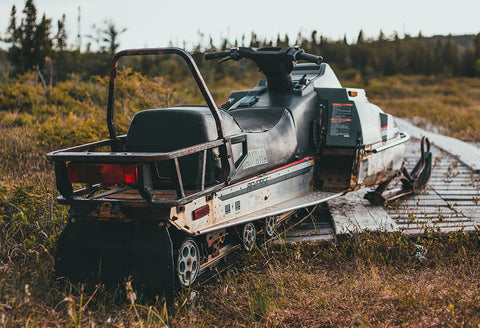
[88,201,129,222]
[206,229,226,247]
[99,202,113,215]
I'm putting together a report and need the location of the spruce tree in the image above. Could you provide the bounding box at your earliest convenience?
[4,5,21,70]
[34,14,52,69]
[55,14,67,52]
[20,0,38,71]
[4,6,19,46]
[3,0,53,72]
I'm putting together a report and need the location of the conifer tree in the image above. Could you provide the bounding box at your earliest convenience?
[4,5,21,69]
[20,0,38,71]
[3,0,53,73]
[101,20,127,56]
[34,14,52,69]
[55,14,67,52]
[4,6,19,46]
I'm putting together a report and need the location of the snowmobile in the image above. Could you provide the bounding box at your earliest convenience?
[47,46,431,302]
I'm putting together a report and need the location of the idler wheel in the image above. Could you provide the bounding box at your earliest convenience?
[242,223,256,251]
[264,216,277,237]
[176,238,200,287]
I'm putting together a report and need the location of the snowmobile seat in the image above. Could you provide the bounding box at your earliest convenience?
[125,105,298,186]
[125,107,231,188]
[126,107,220,153]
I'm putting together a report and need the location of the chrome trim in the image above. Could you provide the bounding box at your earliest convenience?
[197,191,343,235]
[372,132,410,153]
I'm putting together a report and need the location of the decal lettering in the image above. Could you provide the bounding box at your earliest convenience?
[243,148,269,169]
[330,103,353,137]
[247,177,270,191]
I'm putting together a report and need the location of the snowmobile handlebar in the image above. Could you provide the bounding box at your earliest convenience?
[204,50,231,61]
[295,52,323,65]
[204,47,323,65]
[204,47,323,91]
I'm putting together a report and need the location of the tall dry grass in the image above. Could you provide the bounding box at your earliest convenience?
[0,72,479,326]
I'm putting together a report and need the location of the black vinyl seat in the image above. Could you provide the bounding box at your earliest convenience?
[125,107,229,188]
[125,105,298,186]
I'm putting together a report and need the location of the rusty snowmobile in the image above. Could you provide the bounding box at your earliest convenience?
[47,46,431,301]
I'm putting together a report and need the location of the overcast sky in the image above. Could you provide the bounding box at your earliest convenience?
[1,0,479,51]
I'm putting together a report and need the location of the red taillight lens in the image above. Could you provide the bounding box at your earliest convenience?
[193,205,210,220]
[67,163,138,185]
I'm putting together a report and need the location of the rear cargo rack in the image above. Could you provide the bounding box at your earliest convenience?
[47,133,247,206]
[47,47,242,206]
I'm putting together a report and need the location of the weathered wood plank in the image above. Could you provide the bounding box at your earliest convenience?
[385,131,479,234]
[329,191,398,234]
[399,225,477,234]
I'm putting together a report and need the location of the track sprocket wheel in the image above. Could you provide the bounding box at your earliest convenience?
[242,223,256,251]
[264,216,277,237]
[176,238,200,287]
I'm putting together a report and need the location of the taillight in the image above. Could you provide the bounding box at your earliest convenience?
[193,205,210,220]
[67,163,138,185]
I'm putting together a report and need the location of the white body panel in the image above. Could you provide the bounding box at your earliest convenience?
[169,158,340,235]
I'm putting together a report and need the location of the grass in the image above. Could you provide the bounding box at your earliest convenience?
[2,228,480,327]
[186,231,480,327]
[0,72,479,326]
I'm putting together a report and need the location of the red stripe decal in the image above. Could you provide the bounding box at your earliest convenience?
[331,118,352,121]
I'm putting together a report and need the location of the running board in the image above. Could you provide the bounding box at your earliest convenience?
[280,205,336,243]
[198,191,343,235]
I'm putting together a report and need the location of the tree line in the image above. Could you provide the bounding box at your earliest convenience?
[1,0,480,84]
[0,0,127,83]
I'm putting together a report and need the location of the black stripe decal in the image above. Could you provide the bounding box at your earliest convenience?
[380,113,388,141]
[218,166,313,201]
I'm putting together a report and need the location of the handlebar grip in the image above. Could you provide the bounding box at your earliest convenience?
[204,51,230,61]
[297,52,323,65]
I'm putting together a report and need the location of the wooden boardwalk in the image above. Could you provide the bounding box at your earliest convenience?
[284,131,480,243]
[386,140,480,235]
